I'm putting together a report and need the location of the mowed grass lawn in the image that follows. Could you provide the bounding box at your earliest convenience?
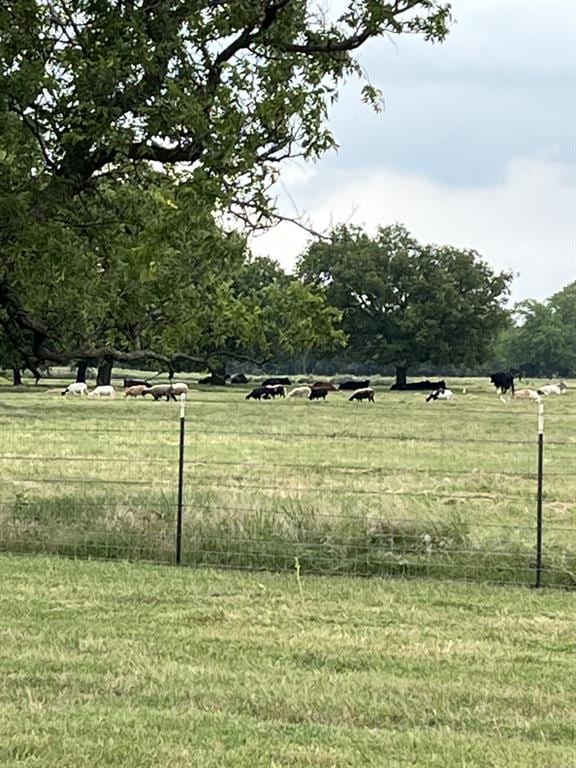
[0,554,575,767]
[0,375,575,586]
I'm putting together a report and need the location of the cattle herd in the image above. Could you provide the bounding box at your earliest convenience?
[59,372,569,404]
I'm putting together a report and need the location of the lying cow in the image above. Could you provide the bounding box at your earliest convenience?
[515,389,541,402]
[349,387,375,403]
[426,388,454,402]
[537,382,568,396]
[262,376,291,386]
[390,379,446,391]
[338,379,370,391]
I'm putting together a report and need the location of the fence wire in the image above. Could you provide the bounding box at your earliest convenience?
[0,403,575,590]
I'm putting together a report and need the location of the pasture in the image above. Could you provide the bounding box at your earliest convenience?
[0,374,575,587]
[0,554,575,767]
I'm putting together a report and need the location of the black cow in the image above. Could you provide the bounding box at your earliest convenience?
[123,377,151,388]
[309,387,329,401]
[230,373,249,384]
[198,374,230,385]
[262,377,291,386]
[246,387,273,401]
[389,379,446,391]
[338,379,370,391]
[349,388,375,403]
[266,384,285,399]
[490,372,515,396]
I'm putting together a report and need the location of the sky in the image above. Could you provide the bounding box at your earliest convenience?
[250,0,576,304]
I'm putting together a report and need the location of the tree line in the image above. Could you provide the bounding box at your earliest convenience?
[3,1,571,385]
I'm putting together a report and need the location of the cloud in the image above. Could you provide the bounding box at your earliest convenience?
[251,158,576,303]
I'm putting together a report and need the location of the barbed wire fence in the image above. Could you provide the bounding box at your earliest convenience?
[0,398,575,588]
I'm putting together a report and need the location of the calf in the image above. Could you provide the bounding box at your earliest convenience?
[309,387,329,401]
[349,387,375,403]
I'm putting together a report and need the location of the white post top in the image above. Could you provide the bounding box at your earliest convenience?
[538,401,544,435]
[179,394,186,419]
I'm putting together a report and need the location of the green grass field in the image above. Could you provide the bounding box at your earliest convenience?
[0,554,575,767]
[0,373,575,587]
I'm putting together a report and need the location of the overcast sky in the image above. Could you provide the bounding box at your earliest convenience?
[251,0,576,304]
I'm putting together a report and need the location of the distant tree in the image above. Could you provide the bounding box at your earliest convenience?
[495,282,576,377]
[298,224,512,385]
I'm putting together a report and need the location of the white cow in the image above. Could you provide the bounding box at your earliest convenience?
[62,382,88,397]
[89,385,116,398]
[288,386,312,398]
[537,383,567,396]
[426,388,454,402]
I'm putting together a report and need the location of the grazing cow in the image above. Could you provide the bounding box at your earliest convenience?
[142,384,176,401]
[230,373,249,384]
[62,382,88,397]
[246,387,273,401]
[262,377,291,386]
[311,381,337,391]
[390,379,446,391]
[309,387,329,401]
[338,379,370,391]
[123,377,151,388]
[349,387,375,403]
[490,372,515,396]
[266,384,285,399]
[288,386,312,398]
[426,388,454,402]
[124,385,148,397]
[515,388,541,402]
[89,385,115,398]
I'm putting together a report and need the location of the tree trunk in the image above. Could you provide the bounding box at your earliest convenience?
[12,368,22,386]
[76,360,89,383]
[96,357,113,386]
[395,366,407,389]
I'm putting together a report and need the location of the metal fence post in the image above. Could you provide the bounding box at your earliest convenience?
[535,401,544,588]
[176,396,186,565]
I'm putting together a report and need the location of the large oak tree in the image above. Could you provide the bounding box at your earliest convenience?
[297,224,512,385]
[0,1,451,371]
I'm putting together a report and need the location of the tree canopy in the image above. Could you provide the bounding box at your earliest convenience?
[0,0,451,374]
[494,282,576,378]
[297,224,512,384]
